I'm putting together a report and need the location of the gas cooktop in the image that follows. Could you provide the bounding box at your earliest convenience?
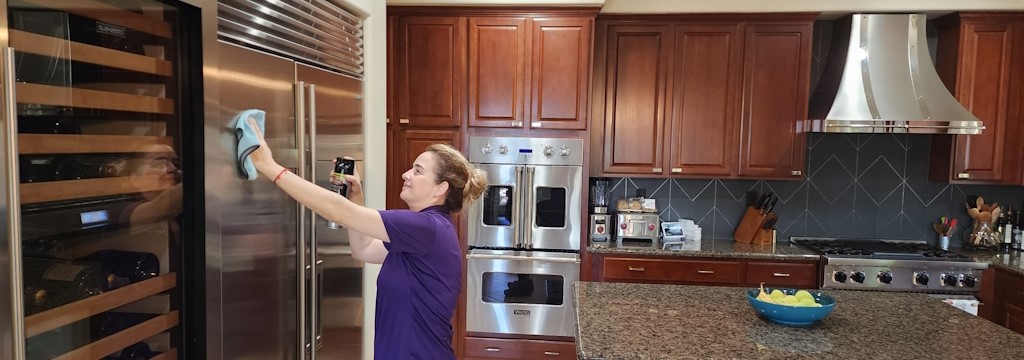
[789,237,987,293]
[791,238,970,260]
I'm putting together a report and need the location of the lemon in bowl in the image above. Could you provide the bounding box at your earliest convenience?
[746,283,836,327]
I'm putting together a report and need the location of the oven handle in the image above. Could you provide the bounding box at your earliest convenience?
[466,253,580,264]
[512,166,524,248]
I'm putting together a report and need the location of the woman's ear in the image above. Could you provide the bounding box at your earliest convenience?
[433,180,450,198]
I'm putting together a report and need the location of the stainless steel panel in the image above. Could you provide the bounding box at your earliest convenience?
[297,62,364,360]
[465,249,579,337]
[467,164,519,249]
[467,136,584,166]
[527,165,582,250]
[209,41,299,360]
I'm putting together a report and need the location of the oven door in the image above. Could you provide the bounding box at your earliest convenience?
[465,249,580,337]
[524,165,582,250]
[467,163,520,248]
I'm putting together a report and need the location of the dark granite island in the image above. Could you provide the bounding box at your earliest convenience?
[575,281,1024,359]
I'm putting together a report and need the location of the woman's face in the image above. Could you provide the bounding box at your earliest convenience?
[400,152,446,207]
[135,144,180,188]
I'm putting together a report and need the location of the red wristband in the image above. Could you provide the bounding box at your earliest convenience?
[273,168,290,183]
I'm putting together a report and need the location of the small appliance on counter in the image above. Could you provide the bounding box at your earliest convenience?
[613,189,660,247]
[589,178,611,242]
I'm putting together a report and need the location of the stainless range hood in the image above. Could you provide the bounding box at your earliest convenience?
[808,14,984,134]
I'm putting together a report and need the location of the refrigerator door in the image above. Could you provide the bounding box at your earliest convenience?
[296,63,365,359]
[209,41,299,360]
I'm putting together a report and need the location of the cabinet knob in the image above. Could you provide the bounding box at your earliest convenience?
[399,118,410,124]
[957,172,970,179]
[652,168,662,173]
[790,170,802,176]
[671,168,682,174]
[386,118,390,124]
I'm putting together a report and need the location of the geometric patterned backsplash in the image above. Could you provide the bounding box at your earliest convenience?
[598,133,1024,246]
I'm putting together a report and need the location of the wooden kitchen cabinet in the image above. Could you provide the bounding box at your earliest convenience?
[594,24,673,175]
[930,12,1024,184]
[467,16,593,130]
[990,267,1024,335]
[464,337,576,360]
[737,23,811,179]
[591,15,814,179]
[593,254,818,288]
[387,128,461,209]
[395,16,465,128]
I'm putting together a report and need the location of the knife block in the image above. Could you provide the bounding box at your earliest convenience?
[733,206,775,244]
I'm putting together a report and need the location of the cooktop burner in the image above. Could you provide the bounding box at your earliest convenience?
[791,238,971,261]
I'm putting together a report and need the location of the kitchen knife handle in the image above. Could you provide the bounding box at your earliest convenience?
[2,46,27,360]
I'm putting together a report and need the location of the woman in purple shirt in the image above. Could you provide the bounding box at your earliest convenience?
[246,119,487,359]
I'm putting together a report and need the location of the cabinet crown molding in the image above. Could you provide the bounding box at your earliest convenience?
[388,6,601,16]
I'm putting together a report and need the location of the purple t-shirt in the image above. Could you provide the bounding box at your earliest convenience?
[375,205,461,359]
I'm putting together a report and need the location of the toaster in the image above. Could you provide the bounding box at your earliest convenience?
[615,213,660,242]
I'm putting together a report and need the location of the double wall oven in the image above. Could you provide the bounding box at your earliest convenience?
[466,136,583,338]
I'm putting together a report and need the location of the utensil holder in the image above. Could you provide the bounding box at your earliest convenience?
[734,206,774,244]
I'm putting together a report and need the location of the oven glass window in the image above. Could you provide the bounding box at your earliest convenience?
[481,272,564,305]
[534,187,566,228]
[482,186,513,226]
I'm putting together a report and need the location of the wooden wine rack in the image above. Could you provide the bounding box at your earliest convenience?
[53,310,179,360]
[150,348,178,360]
[10,30,173,76]
[20,175,175,204]
[18,134,174,154]
[25,273,176,337]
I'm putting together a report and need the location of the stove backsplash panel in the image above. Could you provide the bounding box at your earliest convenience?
[598,133,1024,245]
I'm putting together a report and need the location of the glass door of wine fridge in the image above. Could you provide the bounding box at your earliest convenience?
[1,0,203,359]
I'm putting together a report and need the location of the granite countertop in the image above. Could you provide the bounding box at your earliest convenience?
[956,248,1024,277]
[587,239,820,261]
[575,281,1024,360]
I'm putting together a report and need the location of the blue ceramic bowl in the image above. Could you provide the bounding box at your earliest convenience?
[745,288,836,327]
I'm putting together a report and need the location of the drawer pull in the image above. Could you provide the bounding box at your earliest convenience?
[544,351,561,356]
[697,270,714,274]
[485,347,501,352]
[399,118,410,124]
[652,168,662,173]
[628,266,645,272]
[772,273,791,277]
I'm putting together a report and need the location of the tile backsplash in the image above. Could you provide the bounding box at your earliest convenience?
[597,133,1024,246]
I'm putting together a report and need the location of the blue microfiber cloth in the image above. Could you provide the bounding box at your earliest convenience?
[231,109,266,181]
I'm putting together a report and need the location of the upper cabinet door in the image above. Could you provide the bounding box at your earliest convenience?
[467,17,528,128]
[530,18,593,130]
[387,15,395,127]
[598,25,673,175]
[668,24,742,177]
[952,23,1014,182]
[738,24,811,179]
[396,16,464,127]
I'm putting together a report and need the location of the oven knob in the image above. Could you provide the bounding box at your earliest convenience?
[851,271,866,283]
[620,223,627,230]
[833,270,847,283]
[648,224,656,231]
[498,145,508,155]
[543,146,554,157]
[481,144,492,155]
[560,146,571,158]
[596,225,604,233]
[941,273,959,287]
[914,272,929,286]
[963,274,978,287]
[877,271,893,284]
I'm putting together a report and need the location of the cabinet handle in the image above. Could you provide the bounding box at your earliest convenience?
[485,347,500,352]
[671,168,682,173]
[399,118,410,124]
[531,122,542,128]
[628,266,645,272]
[697,270,714,274]
[790,170,802,176]
[512,121,523,127]
[544,351,561,356]
[652,168,662,173]
[772,273,791,277]
[957,172,970,179]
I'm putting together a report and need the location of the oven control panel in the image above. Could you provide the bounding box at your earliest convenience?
[822,259,987,292]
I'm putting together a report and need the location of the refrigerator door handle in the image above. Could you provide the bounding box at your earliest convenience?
[294,81,309,359]
[307,83,320,359]
[2,46,27,360]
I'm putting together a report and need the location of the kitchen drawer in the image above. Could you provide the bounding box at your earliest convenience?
[464,337,575,360]
[745,261,818,288]
[1002,271,1024,306]
[602,258,741,284]
[1005,303,1024,335]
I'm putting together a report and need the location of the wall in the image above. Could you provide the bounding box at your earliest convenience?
[599,133,1024,245]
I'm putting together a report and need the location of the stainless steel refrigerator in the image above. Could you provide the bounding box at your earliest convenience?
[205,1,366,359]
